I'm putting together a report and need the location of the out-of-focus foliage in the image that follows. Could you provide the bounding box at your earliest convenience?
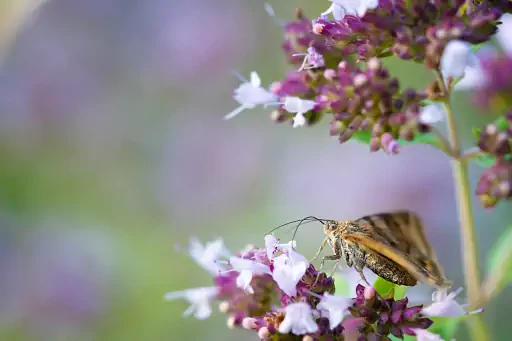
[0,1,510,341]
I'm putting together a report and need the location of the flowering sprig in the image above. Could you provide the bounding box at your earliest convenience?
[214,1,512,340]
[165,236,480,340]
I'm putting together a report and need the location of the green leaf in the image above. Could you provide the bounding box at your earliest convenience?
[398,133,438,147]
[351,130,371,144]
[373,277,395,298]
[485,226,512,298]
[390,335,415,341]
[471,42,486,53]
[472,127,481,139]
[474,153,496,168]
[495,116,509,131]
[394,285,408,300]
[420,99,436,107]
[351,131,440,149]
[428,317,462,340]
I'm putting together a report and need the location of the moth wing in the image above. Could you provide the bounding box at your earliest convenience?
[354,211,448,284]
[344,232,448,288]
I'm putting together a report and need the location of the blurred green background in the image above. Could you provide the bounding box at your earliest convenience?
[0,0,510,340]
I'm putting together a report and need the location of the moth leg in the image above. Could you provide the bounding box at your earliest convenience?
[352,247,372,287]
[313,254,342,289]
[319,254,342,272]
[310,237,328,262]
[329,260,340,277]
[358,270,371,287]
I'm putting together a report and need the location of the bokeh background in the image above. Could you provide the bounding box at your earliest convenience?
[0,0,510,340]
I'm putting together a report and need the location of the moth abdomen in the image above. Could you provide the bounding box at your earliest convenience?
[364,250,417,286]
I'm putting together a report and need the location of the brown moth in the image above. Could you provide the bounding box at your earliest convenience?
[303,211,450,288]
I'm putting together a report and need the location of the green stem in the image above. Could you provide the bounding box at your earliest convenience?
[436,71,489,341]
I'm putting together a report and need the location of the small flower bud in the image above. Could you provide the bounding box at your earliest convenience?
[324,69,336,81]
[258,326,270,340]
[227,315,237,329]
[364,287,376,300]
[498,182,511,197]
[354,74,369,88]
[330,120,345,136]
[242,317,258,330]
[270,110,288,123]
[370,137,381,152]
[218,301,230,313]
[367,58,381,71]
[313,23,324,35]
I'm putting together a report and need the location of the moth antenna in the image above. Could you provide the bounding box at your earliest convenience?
[291,216,326,247]
[266,216,326,235]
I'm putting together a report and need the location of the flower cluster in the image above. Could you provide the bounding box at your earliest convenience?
[166,236,476,340]
[226,0,508,153]
[224,1,512,207]
[476,113,512,207]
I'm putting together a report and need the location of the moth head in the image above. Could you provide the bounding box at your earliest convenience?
[323,220,339,236]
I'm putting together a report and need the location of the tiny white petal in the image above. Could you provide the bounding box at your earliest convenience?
[225,71,278,120]
[236,269,254,293]
[188,237,229,275]
[272,253,308,296]
[453,64,485,91]
[278,302,318,335]
[164,286,219,320]
[322,3,346,20]
[421,287,476,318]
[419,103,445,124]
[293,112,307,128]
[230,256,271,275]
[265,234,279,260]
[250,71,262,87]
[441,40,473,79]
[411,328,447,341]
[264,235,298,261]
[332,0,378,17]
[230,256,271,293]
[496,14,512,56]
[284,96,316,114]
[224,105,248,120]
[317,293,352,329]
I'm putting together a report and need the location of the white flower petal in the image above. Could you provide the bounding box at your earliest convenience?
[224,105,247,120]
[264,235,298,260]
[272,253,308,296]
[278,302,318,335]
[332,4,346,20]
[236,269,254,292]
[322,3,346,20]
[188,237,228,275]
[193,302,213,320]
[284,96,316,114]
[164,286,219,320]
[411,328,447,341]
[496,14,512,56]
[229,256,271,275]
[441,40,473,79]
[226,71,278,120]
[332,0,378,17]
[419,103,445,124]
[250,71,262,87]
[421,287,471,318]
[293,112,307,128]
[317,293,352,329]
[453,64,485,91]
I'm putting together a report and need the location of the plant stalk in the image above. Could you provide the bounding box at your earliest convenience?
[437,71,488,341]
